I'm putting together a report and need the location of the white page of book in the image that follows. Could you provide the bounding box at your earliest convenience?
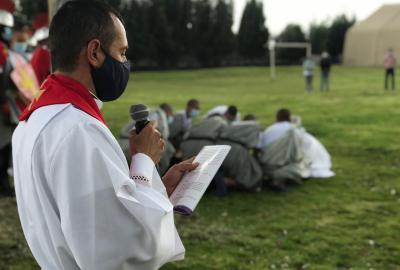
[170,145,231,214]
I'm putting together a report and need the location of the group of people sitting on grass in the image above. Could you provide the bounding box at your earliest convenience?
[119,99,335,195]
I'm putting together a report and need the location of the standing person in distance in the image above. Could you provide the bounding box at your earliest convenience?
[12,1,198,269]
[384,48,396,91]
[303,56,315,93]
[320,51,331,91]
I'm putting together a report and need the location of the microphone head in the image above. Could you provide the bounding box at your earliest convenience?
[130,104,149,122]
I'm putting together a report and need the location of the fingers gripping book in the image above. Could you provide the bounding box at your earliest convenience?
[170,145,231,216]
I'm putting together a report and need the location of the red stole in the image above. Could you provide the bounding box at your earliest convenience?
[19,74,107,125]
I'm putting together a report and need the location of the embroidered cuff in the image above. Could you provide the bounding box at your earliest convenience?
[130,153,155,187]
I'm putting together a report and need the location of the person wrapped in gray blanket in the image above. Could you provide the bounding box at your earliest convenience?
[119,103,176,174]
[180,105,238,159]
[180,105,238,196]
[217,114,263,191]
[258,109,311,191]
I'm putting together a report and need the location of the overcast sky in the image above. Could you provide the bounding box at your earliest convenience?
[232,0,400,35]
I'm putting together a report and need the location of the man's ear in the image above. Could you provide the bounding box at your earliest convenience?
[87,39,104,68]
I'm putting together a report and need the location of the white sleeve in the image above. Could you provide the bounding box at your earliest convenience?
[49,123,184,270]
[130,153,169,196]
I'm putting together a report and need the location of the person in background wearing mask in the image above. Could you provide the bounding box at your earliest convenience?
[0,0,15,197]
[30,13,51,85]
[169,98,200,150]
[10,30,29,59]
[13,1,198,269]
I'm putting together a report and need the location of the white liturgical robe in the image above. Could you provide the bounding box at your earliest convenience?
[12,103,184,270]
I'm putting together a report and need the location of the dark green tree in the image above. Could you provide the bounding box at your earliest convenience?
[327,14,356,62]
[121,0,156,67]
[147,0,175,68]
[209,0,235,66]
[309,22,329,55]
[192,0,214,66]
[164,0,193,64]
[276,24,306,64]
[237,0,269,60]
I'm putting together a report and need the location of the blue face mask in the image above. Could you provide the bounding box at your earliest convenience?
[91,47,131,102]
[190,109,199,118]
[2,27,12,41]
[167,115,174,124]
[13,42,28,54]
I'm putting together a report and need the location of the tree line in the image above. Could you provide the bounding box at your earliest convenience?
[19,0,355,69]
[277,15,356,64]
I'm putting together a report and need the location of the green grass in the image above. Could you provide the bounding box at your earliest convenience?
[2,66,400,269]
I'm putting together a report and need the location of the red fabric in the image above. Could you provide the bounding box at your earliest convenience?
[33,13,49,30]
[19,74,107,125]
[0,0,14,13]
[31,46,51,85]
[0,41,8,67]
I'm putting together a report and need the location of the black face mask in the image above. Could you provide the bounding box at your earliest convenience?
[90,48,131,102]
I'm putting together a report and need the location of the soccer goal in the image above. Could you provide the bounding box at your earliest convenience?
[268,40,312,79]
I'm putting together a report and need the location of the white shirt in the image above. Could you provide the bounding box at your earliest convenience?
[205,105,241,122]
[12,103,184,270]
[259,121,293,147]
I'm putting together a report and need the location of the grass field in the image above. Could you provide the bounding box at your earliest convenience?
[1,66,400,270]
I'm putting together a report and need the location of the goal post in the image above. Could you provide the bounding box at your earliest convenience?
[268,40,312,79]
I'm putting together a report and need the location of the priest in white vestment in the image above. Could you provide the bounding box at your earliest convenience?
[12,2,197,269]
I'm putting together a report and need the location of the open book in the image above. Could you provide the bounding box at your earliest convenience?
[170,145,231,216]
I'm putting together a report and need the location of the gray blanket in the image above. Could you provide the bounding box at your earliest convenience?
[259,128,311,185]
[217,121,262,189]
[180,116,227,159]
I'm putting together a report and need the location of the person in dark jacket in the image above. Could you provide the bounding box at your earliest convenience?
[320,51,331,91]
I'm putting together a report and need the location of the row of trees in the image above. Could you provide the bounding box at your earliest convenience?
[18,0,354,69]
[277,15,356,64]
[119,0,269,68]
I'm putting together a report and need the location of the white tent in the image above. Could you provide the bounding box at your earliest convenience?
[344,4,400,66]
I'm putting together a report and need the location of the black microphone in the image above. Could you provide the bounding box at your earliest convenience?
[130,104,150,134]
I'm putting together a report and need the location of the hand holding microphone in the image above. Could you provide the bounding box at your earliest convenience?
[129,104,165,163]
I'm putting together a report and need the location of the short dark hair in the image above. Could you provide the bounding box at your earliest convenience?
[49,0,123,71]
[226,105,237,117]
[187,99,199,108]
[159,103,172,113]
[276,108,291,122]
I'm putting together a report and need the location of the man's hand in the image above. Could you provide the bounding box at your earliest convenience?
[162,157,199,196]
[129,121,165,163]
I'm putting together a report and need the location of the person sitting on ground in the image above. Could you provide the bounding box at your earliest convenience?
[180,113,226,160]
[169,98,200,150]
[152,103,176,174]
[217,114,263,192]
[205,104,241,122]
[119,103,176,174]
[180,105,238,196]
[258,109,310,191]
[180,105,238,158]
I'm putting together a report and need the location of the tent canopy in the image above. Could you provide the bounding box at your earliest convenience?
[344,4,400,66]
